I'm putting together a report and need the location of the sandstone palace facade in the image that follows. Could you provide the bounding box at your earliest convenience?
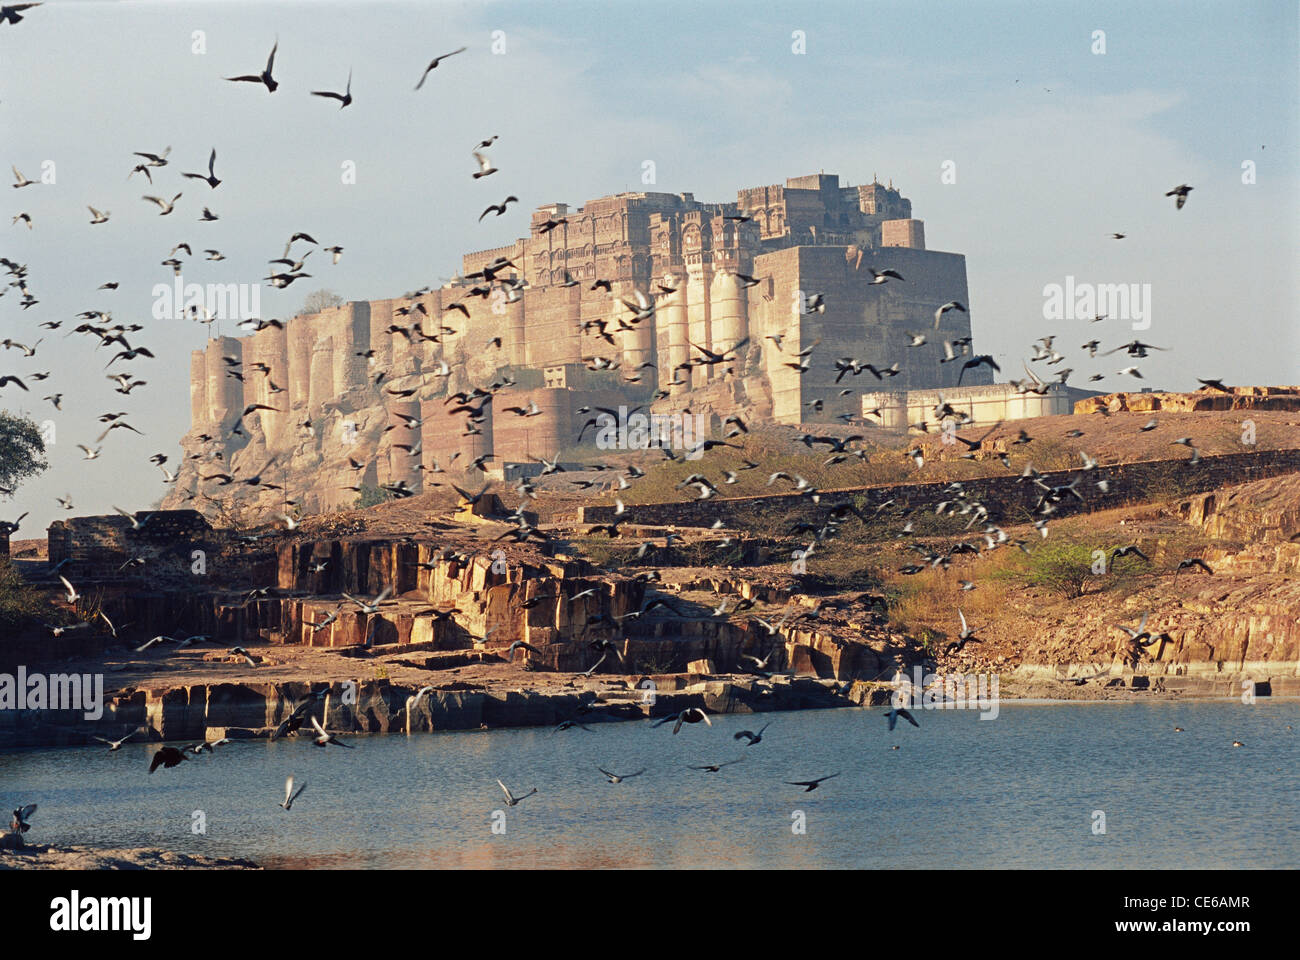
[167,172,990,516]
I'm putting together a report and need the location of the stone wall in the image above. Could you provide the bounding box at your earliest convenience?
[579,449,1300,530]
[47,510,213,576]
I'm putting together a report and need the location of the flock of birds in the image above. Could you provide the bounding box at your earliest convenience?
[14,697,917,826]
[4,13,1232,670]
[0,6,1271,853]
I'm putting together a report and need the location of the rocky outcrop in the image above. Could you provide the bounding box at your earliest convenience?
[1074,385,1300,414]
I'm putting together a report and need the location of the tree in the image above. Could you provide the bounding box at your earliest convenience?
[0,411,48,497]
[298,289,345,316]
[354,484,389,509]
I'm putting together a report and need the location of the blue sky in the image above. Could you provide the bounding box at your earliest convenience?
[1,0,1296,529]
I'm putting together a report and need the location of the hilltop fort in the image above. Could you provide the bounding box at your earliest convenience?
[165,171,997,518]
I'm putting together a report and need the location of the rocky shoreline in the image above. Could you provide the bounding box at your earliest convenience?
[0,840,259,870]
[3,661,1294,751]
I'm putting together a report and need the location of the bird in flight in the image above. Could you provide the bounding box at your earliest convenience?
[311,69,353,109]
[689,758,745,773]
[785,772,839,792]
[496,779,537,806]
[733,722,771,745]
[1165,183,1193,209]
[933,300,966,329]
[181,148,221,189]
[597,767,645,784]
[1174,557,1214,580]
[415,47,467,89]
[653,708,712,735]
[310,715,353,748]
[142,192,182,215]
[279,776,307,811]
[226,39,279,92]
[472,150,498,179]
[945,609,982,654]
[93,730,138,751]
[479,196,518,221]
[149,746,189,774]
[886,707,919,731]
[9,803,36,834]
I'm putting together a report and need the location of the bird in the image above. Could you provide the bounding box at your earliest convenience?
[886,707,919,731]
[229,646,259,667]
[689,758,745,773]
[181,148,221,189]
[785,772,839,792]
[149,746,189,774]
[654,708,712,734]
[472,150,498,179]
[945,609,982,654]
[1115,611,1158,646]
[415,47,467,89]
[958,355,999,385]
[933,300,966,329]
[93,730,138,751]
[341,586,393,614]
[58,574,80,604]
[142,192,182,215]
[479,196,519,220]
[310,715,353,748]
[1165,184,1193,209]
[271,697,320,740]
[87,205,110,225]
[226,39,279,92]
[550,719,592,735]
[280,776,307,810]
[311,69,353,108]
[504,639,543,662]
[496,779,537,806]
[1175,557,1214,579]
[597,767,645,784]
[404,686,435,721]
[0,3,41,26]
[1111,544,1150,563]
[9,803,36,833]
[11,164,36,188]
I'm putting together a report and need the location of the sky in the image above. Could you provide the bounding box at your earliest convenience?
[0,0,1296,532]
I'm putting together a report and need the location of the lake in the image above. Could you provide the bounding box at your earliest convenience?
[2,699,1296,868]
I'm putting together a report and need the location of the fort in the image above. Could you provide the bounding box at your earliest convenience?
[163,171,991,519]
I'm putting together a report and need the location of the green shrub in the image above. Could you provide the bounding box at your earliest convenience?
[0,560,49,630]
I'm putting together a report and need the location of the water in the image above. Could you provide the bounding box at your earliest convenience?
[2,700,1297,869]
